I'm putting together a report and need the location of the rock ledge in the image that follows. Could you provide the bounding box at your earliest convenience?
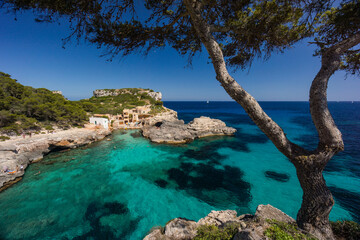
[142,116,236,144]
[144,204,297,240]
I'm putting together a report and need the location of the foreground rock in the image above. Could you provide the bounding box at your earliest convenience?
[0,128,111,192]
[142,116,236,144]
[144,204,303,240]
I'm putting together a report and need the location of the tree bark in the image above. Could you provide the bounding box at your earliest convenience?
[293,152,335,239]
[183,1,360,239]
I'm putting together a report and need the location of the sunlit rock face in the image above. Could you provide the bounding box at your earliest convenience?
[143,205,295,240]
[142,116,236,144]
[93,88,162,101]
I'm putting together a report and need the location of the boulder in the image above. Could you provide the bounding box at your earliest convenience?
[197,210,240,226]
[142,120,193,144]
[143,228,166,240]
[164,218,197,239]
[255,204,295,223]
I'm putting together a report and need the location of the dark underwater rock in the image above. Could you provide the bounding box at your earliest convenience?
[265,171,290,182]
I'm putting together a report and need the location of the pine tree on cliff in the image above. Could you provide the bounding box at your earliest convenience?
[2,1,359,239]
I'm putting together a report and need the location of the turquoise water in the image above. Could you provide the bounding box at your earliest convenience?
[0,101,359,239]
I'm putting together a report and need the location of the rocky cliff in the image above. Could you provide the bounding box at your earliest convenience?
[93,88,162,101]
[142,116,236,144]
[143,204,311,240]
[0,128,111,192]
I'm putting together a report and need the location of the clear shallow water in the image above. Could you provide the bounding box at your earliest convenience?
[0,101,359,239]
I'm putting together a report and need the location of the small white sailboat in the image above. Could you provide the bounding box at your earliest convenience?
[206,100,209,104]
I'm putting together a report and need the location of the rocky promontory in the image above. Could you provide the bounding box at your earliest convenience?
[142,116,236,144]
[0,128,111,192]
[143,204,309,240]
[93,88,162,101]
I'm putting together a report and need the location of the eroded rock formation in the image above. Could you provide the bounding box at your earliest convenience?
[93,88,162,101]
[142,116,236,144]
[143,204,296,240]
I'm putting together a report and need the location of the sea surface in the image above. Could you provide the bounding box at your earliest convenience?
[0,101,359,240]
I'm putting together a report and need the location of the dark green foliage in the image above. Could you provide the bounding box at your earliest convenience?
[0,72,87,134]
[331,220,360,240]
[264,220,317,240]
[0,136,10,141]
[194,224,240,240]
[1,1,322,67]
[314,1,360,76]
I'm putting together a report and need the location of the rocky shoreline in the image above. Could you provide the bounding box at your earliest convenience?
[142,115,236,144]
[143,204,306,240]
[0,109,236,192]
[0,128,111,192]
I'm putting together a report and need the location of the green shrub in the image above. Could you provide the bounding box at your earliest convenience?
[0,72,87,134]
[45,125,54,130]
[0,136,10,141]
[331,220,360,240]
[194,224,239,240]
[264,220,317,240]
[155,100,163,106]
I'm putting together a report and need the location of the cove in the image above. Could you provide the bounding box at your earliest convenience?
[0,101,359,240]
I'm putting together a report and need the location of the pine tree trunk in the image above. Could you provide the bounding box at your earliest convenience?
[183,1,360,239]
[294,158,335,240]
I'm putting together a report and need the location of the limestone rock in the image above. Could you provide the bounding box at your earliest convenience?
[142,116,236,144]
[255,204,295,223]
[144,109,178,126]
[164,218,197,240]
[52,90,63,95]
[142,120,193,144]
[147,91,162,101]
[93,88,162,101]
[197,210,240,226]
[0,128,111,191]
[143,228,167,240]
[234,227,264,240]
[143,205,298,240]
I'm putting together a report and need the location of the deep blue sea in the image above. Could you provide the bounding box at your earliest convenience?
[0,101,359,240]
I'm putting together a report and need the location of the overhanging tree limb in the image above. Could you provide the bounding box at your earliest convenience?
[183,0,307,160]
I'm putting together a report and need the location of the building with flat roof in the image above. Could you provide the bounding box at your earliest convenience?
[89,117,109,129]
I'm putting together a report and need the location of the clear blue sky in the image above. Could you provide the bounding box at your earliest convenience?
[0,10,359,101]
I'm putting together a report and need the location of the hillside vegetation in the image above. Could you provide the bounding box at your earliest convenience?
[77,89,163,115]
[0,72,87,135]
[0,72,164,135]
